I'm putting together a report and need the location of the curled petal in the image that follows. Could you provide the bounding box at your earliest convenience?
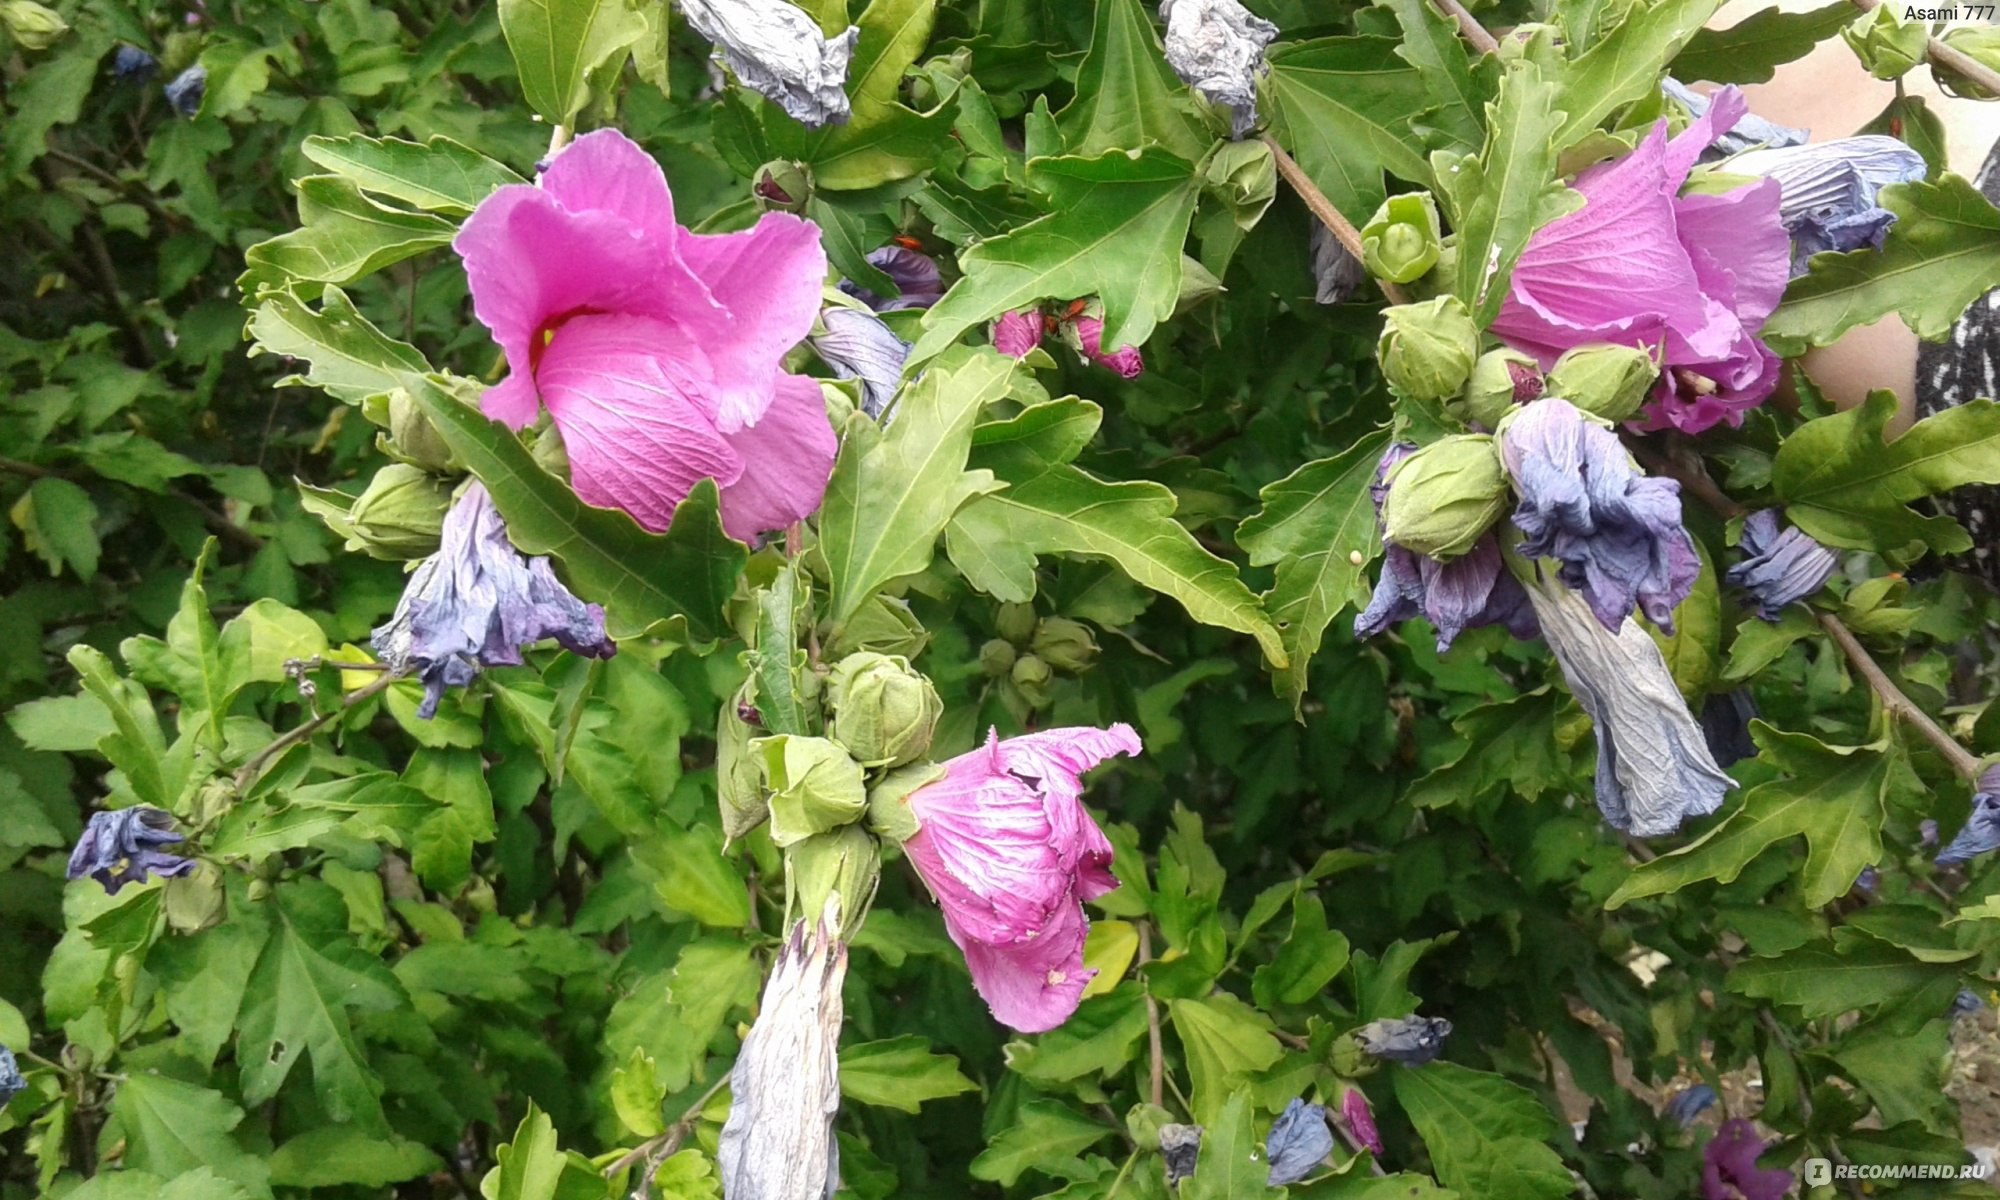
[1266,1099,1334,1186]
[812,306,908,419]
[992,310,1044,358]
[1073,316,1145,378]
[679,0,858,127]
[716,374,838,541]
[1725,509,1838,620]
[1701,1119,1791,1200]
[956,899,1094,1034]
[67,807,195,894]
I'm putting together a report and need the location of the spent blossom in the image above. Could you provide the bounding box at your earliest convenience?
[1355,1015,1452,1066]
[455,128,835,541]
[811,306,907,420]
[1701,1119,1791,1200]
[1159,0,1278,138]
[679,0,857,128]
[895,724,1141,1032]
[840,244,944,311]
[1661,78,1807,157]
[1665,1084,1718,1128]
[1726,509,1838,621]
[1936,762,2000,867]
[1266,1099,1334,1186]
[0,1047,22,1107]
[1721,135,1927,275]
[67,807,195,894]
[163,65,204,117]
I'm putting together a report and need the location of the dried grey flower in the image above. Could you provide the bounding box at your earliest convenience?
[680,0,858,128]
[1160,0,1278,137]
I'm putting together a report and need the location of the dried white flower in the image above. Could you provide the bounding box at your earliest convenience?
[680,0,858,128]
[1160,0,1278,137]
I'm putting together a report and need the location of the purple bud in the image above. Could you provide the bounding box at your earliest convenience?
[1266,1099,1334,1185]
[66,807,195,894]
[1340,1089,1383,1155]
[1356,1015,1451,1066]
[1665,1084,1717,1128]
[840,245,944,312]
[1725,510,1837,620]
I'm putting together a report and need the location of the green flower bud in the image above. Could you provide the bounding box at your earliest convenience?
[1203,140,1277,231]
[1546,343,1659,422]
[1376,296,1479,402]
[1126,1102,1174,1153]
[1455,347,1544,428]
[995,601,1037,645]
[754,160,811,213]
[1935,26,2000,98]
[866,761,943,845]
[717,684,767,840]
[346,464,453,560]
[1,0,67,49]
[785,823,880,940]
[1379,434,1509,560]
[829,593,928,659]
[163,862,225,934]
[1360,193,1443,284]
[755,734,868,846]
[1030,617,1098,674]
[825,652,942,768]
[382,388,460,473]
[1842,5,1928,80]
[978,638,1017,677]
[909,46,971,109]
[1010,653,1053,708]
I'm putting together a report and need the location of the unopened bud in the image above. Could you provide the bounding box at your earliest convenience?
[382,389,460,473]
[754,160,811,213]
[717,683,767,839]
[995,602,1037,644]
[1360,193,1443,284]
[1377,296,1479,402]
[1030,618,1098,674]
[163,862,226,934]
[1010,653,1053,707]
[1456,347,1544,428]
[1842,5,1927,80]
[1546,343,1659,421]
[829,593,927,659]
[978,638,1017,677]
[1379,435,1509,559]
[1,0,67,49]
[825,652,941,768]
[755,735,867,846]
[785,824,880,940]
[346,464,453,559]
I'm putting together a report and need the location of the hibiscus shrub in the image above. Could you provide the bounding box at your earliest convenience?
[8,0,2000,1197]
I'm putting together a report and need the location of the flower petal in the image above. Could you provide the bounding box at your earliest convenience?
[716,373,837,541]
[539,128,685,248]
[678,213,829,432]
[954,898,1095,1033]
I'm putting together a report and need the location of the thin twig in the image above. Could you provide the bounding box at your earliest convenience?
[1433,0,1499,53]
[1138,924,1165,1109]
[1848,0,2000,100]
[603,1069,734,1191]
[1818,612,1985,781]
[1330,1118,1389,1177]
[1259,136,1413,306]
[232,669,406,791]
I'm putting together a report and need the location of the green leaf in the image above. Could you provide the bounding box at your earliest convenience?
[415,378,746,641]
[1550,0,1719,149]
[839,1036,979,1112]
[611,1048,668,1138]
[1404,688,1572,810]
[1726,938,1955,1017]
[104,1075,270,1196]
[242,176,454,294]
[1437,61,1580,325]
[750,562,816,737]
[1002,984,1150,1084]
[1266,37,1434,221]
[481,1104,604,1200]
[301,133,525,215]
[120,542,228,752]
[910,149,1200,363]
[1183,1088,1283,1200]
[804,0,958,188]
[1055,0,1209,160]
[13,476,100,580]
[1237,430,1392,705]
[1168,993,1283,1126]
[820,348,1010,631]
[499,0,645,124]
[1672,0,1851,85]
[1763,176,2000,353]
[269,1127,443,1188]
[632,825,754,927]
[1831,1019,1955,1131]
[945,398,1286,666]
[245,287,430,405]
[969,1101,1113,1187]
[1771,392,2000,557]
[67,645,187,812]
[1393,1063,1573,1200]
[237,885,405,1130]
[1648,541,1720,702]
[1858,95,1947,180]
[1252,891,1352,1007]
[8,693,114,753]
[1377,0,1488,154]
[1608,726,1896,909]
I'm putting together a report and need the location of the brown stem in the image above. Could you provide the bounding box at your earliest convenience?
[1433,0,1500,53]
[1138,924,1165,1109]
[232,669,406,792]
[1817,612,1985,782]
[602,1068,734,1191]
[1848,0,2000,100]
[1259,136,1413,307]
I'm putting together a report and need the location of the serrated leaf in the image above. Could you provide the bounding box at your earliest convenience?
[1237,430,1392,706]
[1168,993,1283,1126]
[1608,725,1894,909]
[499,0,645,124]
[1763,176,2000,354]
[1379,0,1489,154]
[242,175,454,295]
[611,1047,668,1138]
[1252,890,1351,1007]
[104,1075,270,1196]
[1003,984,1150,1084]
[750,562,815,737]
[803,0,958,188]
[1393,1063,1572,1200]
[1550,0,1720,149]
[269,1127,443,1188]
[1183,1088,1283,1200]
[1771,392,2000,557]
[414,377,746,642]
[245,287,429,404]
[969,1101,1113,1187]
[1858,95,1947,180]
[1055,0,1209,161]
[945,398,1286,665]
[1672,0,1851,84]
[14,476,100,580]
[839,1036,978,1112]
[820,348,1010,631]
[1266,37,1434,221]
[910,149,1200,363]
[300,133,524,216]
[1405,688,1572,810]
[67,644,189,812]
[1726,939,1955,1017]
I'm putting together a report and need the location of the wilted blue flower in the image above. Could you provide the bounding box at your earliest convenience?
[1499,398,1699,634]
[1266,1099,1334,1185]
[839,246,943,312]
[1936,764,2000,867]
[1356,1015,1452,1066]
[678,0,857,127]
[1723,136,1927,275]
[0,1047,24,1107]
[1665,1084,1718,1128]
[111,44,157,83]
[1953,988,1985,1018]
[1851,865,1880,894]
[1725,509,1837,621]
[66,807,195,894]
[162,64,204,117]
[1699,690,1758,768]
[371,482,615,718]
[1662,78,1807,157]
[811,307,907,420]
[1159,1123,1202,1185]
[1922,818,1940,847]
[1525,572,1733,836]
[1356,444,1539,651]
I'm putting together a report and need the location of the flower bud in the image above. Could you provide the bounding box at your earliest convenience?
[1935,25,2000,98]
[1360,193,1443,284]
[1379,435,1509,559]
[717,684,767,839]
[163,862,226,934]
[346,464,454,559]
[909,46,971,109]
[785,823,880,940]
[1376,296,1479,402]
[1455,347,1544,428]
[755,734,868,846]
[1126,1102,1174,1153]
[865,762,941,845]
[754,160,811,213]
[995,601,1037,644]
[1031,618,1098,674]
[1010,653,1053,707]
[978,638,1017,677]
[1546,343,1659,421]
[825,652,941,768]
[382,389,460,472]
[1842,5,1928,80]
[1,0,67,49]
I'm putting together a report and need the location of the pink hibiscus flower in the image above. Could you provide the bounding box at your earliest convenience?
[1489,87,1791,435]
[454,129,836,542]
[898,724,1142,1032]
